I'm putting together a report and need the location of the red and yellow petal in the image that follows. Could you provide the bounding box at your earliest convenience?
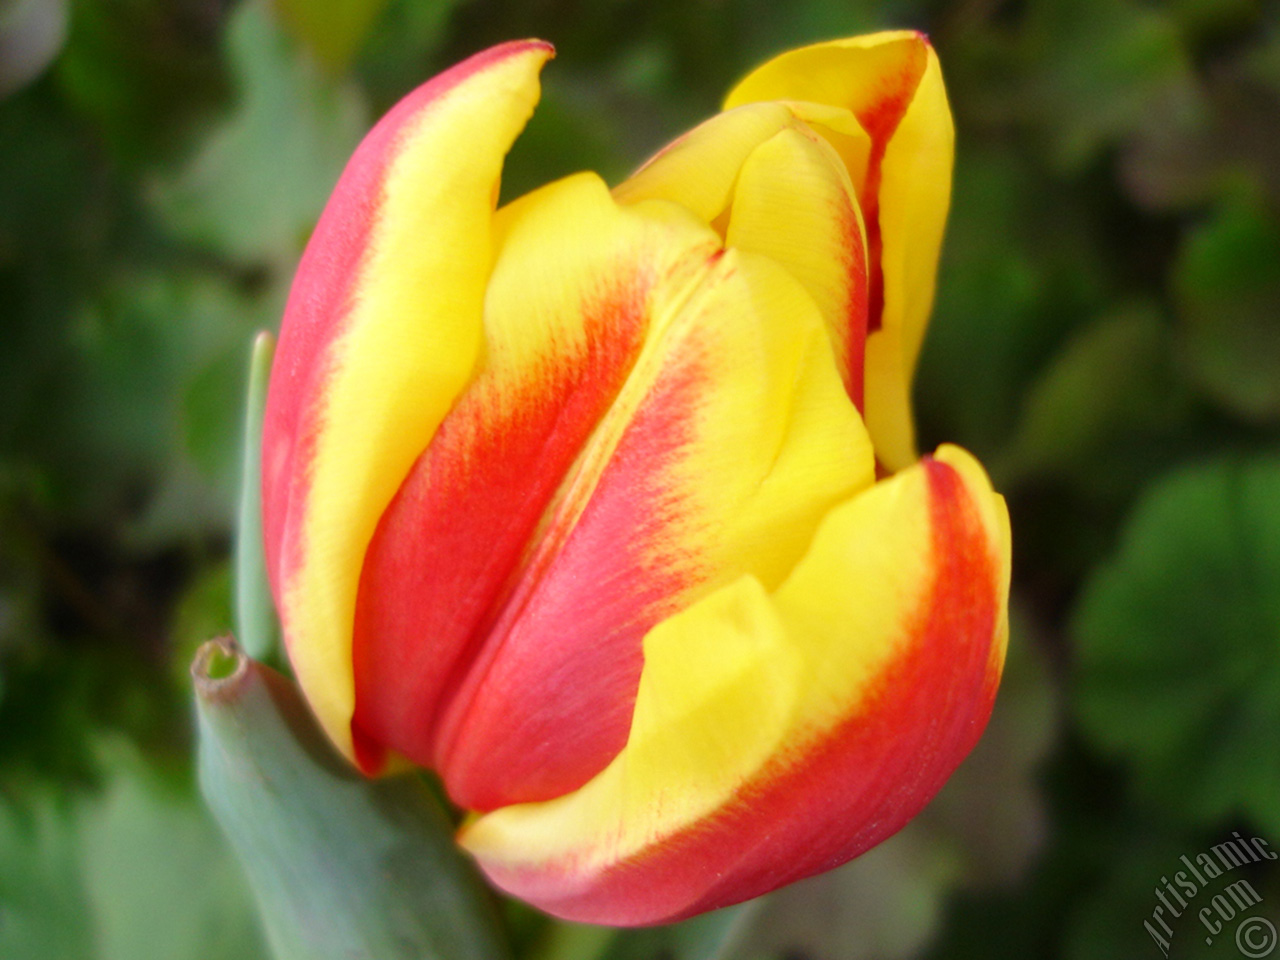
[725,31,953,469]
[459,445,1010,925]
[431,249,875,812]
[349,172,722,777]
[261,40,552,760]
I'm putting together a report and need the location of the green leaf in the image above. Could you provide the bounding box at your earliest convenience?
[1174,189,1280,421]
[996,304,1192,492]
[1065,833,1280,960]
[1073,456,1280,832]
[0,743,267,960]
[20,267,271,534]
[355,0,472,101]
[79,744,268,960]
[235,332,278,663]
[0,795,94,960]
[1023,0,1202,170]
[52,0,227,166]
[151,0,367,267]
[917,146,1103,458]
[194,638,511,960]
[183,346,246,490]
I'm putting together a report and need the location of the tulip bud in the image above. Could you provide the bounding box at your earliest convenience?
[261,33,1011,926]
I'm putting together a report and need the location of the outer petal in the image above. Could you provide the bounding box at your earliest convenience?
[460,445,1010,925]
[725,32,954,469]
[349,172,722,776]
[433,249,876,811]
[261,41,552,760]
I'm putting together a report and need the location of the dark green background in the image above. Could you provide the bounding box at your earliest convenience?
[2,0,1279,957]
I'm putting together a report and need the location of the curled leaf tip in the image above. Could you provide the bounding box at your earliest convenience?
[192,635,250,702]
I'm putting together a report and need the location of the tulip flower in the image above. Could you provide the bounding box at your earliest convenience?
[261,33,1011,926]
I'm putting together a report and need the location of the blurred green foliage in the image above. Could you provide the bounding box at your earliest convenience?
[0,0,1278,958]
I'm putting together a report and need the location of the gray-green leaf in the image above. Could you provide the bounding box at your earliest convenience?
[194,637,511,960]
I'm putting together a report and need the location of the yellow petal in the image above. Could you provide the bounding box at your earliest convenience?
[724,125,870,407]
[613,99,870,233]
[725,32,954,469]
[273,42,551,761]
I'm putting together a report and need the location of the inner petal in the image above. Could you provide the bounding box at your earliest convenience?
[724,33,930,335]
[724,33,950,470]
[723,125,870,410]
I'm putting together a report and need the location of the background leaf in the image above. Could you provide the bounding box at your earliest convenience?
[1074,456,1280,834]
[150,0,367,268]
[1174,188,1280,421]
[0,740,266,960]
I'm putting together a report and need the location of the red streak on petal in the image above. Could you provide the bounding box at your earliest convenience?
[837,184,870,411]
[433,337,708,810]
[351,270,651,782]
[856,38,927,335]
